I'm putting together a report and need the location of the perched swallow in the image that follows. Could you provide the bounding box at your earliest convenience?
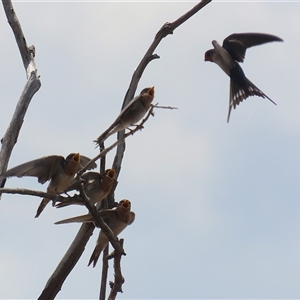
[204,32,283,122]
[1,153,97,217]
[55,199,135,267]
[95,87,155,144]
[55,168,116,208]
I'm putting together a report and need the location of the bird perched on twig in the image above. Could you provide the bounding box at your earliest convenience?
[95,87,155,145]
[55,199,135,267]
[55,168,116,208]
[1,153,96,217]
[204,32,283,122]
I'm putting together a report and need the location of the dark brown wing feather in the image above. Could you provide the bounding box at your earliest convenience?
[2,156,64,184]
[128,212,136,225]
[78,155,97,171]
[223,33,283,63]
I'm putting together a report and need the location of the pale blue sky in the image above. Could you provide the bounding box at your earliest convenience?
[0,1,299,299]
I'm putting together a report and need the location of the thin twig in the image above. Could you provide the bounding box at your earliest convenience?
[153,104,178,110]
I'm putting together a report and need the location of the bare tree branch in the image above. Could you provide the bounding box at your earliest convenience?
[2,0,37,76]
[155,0,212,39]
[112,0,212,174]
[38,223,95,300]
[98,154,110,300]
[99,246,109,300]
[0,0,41,190]
[107,239,125,300]
[0,187,66,203]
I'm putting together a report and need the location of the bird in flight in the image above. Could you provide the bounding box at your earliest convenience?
[204,32,283,122]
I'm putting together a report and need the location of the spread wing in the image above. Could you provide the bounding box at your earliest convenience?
[2,156,64,184]
[78,155,97,171]
[223,33,283,63]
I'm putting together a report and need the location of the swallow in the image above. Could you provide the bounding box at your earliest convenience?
[55,168,116,208]
[55,199,135,267]
[95,87,155,144]
[204,32,283,122]
[1,153,97,217]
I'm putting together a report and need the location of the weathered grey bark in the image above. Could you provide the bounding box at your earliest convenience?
[38,223,95,300]
[0,0,41,190]
[0,188,67,202]
[99,246,109,300]
[107,239,125,300]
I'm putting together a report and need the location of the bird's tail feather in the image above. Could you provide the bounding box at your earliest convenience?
[55,213,93,224]
[95,129,110,146]
[246,78,276,105]
[94,122,117,146]
[55,201,83,208]
[35,198,50,218]
[88,243,106,267]
[227,78,276,122]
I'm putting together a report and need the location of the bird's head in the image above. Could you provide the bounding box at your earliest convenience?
[119,199,131,209]
[147,86,155,97]
[65,153,80,162]
[107,168,116,179]
[64,153,81,175]
[140,86,155,97]
[72,153,80,162]
[204,49,214,62]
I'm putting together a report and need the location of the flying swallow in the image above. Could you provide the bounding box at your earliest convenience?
[55,199,135,267]
[55,168,116,208]
[204,32,283,122]
[95,87,155,144]
[1,153,97,217]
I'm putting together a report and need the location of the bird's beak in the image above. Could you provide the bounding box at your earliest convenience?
[148,86,155,97]
[204,50,214,62]
[108,169,116,178]
[73,153,80,162]
[122,199,130,208]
